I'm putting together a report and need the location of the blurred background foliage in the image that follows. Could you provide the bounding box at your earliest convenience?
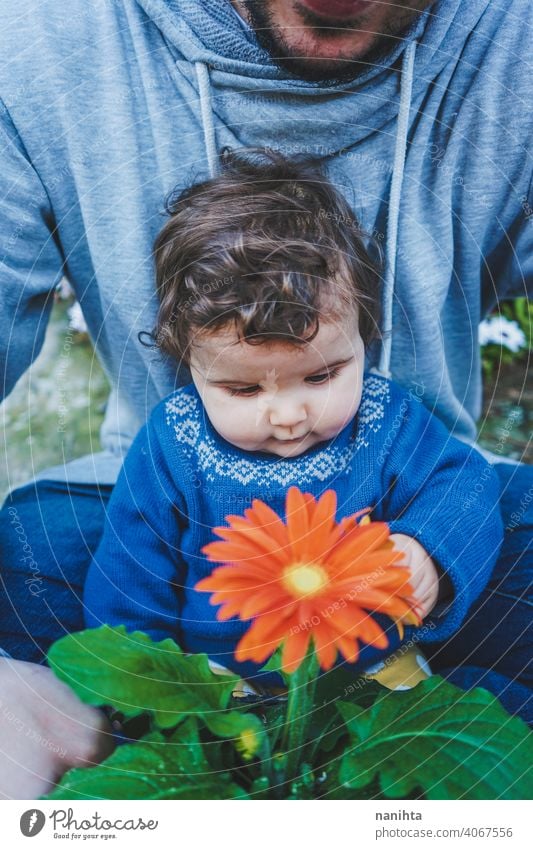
[477,298,531,465]
[1,292,531,502]
[480,299,531,380]
[1,292,109,500]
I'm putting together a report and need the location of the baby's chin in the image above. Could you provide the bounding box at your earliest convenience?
[222,426,346,457]
[222,435,308,457]
[253,432,328,458]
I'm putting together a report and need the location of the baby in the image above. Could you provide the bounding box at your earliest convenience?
[84,150,503,687]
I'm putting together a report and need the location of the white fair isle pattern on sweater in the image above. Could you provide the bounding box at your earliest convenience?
[165,377,390,488]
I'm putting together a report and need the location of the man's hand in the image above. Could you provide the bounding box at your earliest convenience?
[389,533,442,619]
[0,658,114,799]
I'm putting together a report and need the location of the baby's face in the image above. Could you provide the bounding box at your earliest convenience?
[189,316,365,458]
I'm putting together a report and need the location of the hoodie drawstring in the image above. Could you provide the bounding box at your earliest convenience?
[377,40,416,378]
[196,41,417,377]
[195,61,219,178]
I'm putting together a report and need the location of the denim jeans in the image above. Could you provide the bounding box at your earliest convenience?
[0,480,113,660]
[0,464,531,724]
[424,461,532,722]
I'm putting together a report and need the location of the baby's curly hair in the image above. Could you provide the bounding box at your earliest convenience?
[153,148,382,365]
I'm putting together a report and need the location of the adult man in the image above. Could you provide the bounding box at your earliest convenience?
[0,0,531,797]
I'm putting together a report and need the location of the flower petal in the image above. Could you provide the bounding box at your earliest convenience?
[335,634,362,664]
[281,629,312,673]
[329,522,391,564]
[244,499,289,548]
[235,615,297,664]
[311,624,339,670]
[285,486,310,552]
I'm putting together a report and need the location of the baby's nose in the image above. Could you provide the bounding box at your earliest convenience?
[268,399,307,428]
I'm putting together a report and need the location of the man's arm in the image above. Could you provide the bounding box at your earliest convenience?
[0,659,114,799]
[0,98,65,400]
[0,101,94,800]
[483,171,533,310]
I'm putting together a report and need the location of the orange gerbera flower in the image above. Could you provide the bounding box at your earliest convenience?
[196,487,422,673]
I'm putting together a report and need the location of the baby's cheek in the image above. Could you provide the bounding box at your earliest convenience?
[316,396,355,437]
[335,386,362,426]
[204,398,234,435]
[220,404,260,444]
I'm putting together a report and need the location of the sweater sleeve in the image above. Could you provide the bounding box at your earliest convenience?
[0,100,65,400]
[380,387,504,642]
[84,415,188,642]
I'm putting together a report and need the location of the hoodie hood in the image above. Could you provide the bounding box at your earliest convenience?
[135,0,494,379]
[136,0,485,152]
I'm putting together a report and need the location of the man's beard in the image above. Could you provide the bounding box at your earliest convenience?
[238,1,427,84]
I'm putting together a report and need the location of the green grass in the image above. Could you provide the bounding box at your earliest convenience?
[1,299,109,500]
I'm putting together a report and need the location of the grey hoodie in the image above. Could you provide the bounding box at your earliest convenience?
[0,0,531,484]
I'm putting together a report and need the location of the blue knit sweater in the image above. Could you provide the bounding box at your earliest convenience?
[84,374,503,684]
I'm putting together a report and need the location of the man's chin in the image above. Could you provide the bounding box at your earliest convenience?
[266,51,385,84]
[237,0,427,83]
[250,25,402,84]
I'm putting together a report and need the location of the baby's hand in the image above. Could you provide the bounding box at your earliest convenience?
[389,533,441,619]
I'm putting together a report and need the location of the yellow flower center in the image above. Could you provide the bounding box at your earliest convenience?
[236,728,260,761]
[282,561,329,598]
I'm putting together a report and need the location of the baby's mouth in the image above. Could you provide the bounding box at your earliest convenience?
[275,433,310,445]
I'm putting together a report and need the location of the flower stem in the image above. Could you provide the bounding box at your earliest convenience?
[281,644,319,782]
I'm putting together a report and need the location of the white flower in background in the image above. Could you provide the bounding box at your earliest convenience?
[67,301,88,334]
[479,316,526,353]
[56,277,88,334]
[55,277,73,300]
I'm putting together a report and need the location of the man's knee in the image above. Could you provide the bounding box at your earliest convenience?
[0,480,112,661]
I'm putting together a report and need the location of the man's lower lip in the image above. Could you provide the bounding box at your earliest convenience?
[299,0,371,21]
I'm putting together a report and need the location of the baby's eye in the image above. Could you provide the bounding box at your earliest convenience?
[305,368,341,384]
[226,385,261,397]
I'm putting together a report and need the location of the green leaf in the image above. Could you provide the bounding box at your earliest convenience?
[338,677,533,800]
[203,710,264,743]
[48,626,239,728]
[260,702,287,749]
[308,669,385,757]
[44,721,248,800]
[288,762,316,799]
[319,668,386,711]
[249,776,271,799]
[260,648,290,685]
[319,770,425,800]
